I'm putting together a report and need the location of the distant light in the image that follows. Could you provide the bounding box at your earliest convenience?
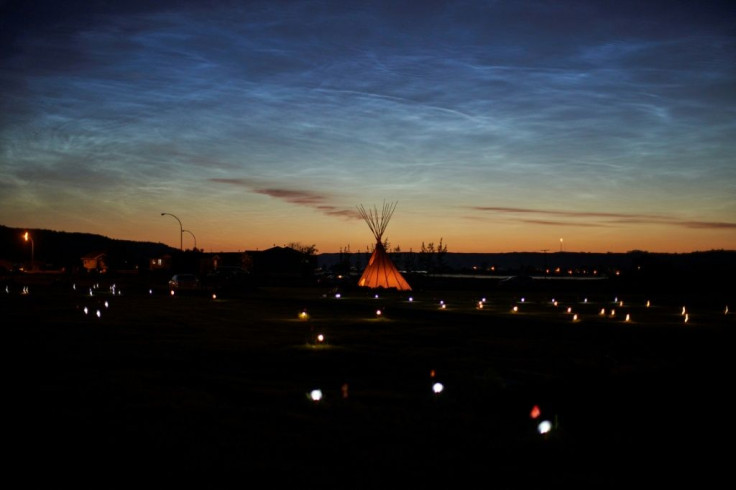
[610,309,616,317]
[440,300,445,305]
[566,307,572,314]
[520,297,525,303]
[299,310,309,320]
[72,284,76,291]
[83,307,88,315]
[316,334,325,343]
[625,314,631,322]
[684,314,689,323]
[599,308,605,316]
[681,306,686,315]
[430,369,436,378]
[726,306,729,315]
[432,382,444,394]
[646,300,650,308]
[538,420,553,434]
[335,293,341,298]
[96,309,101,318]
[408,296,413,302]
[89,289,94,296]
[583,298,588,303]
[477,301,484,309]
[104,301,109,309]
[482,297,487,303]
[374,294,379,299]
[309,389,323,402]
[530,405,541,419]
[341,383,349,399]
[212,293,217,300]
[149,289,153,295]
[619,301,624,307]
[376,309,382,316]
[170,290,175,296]
[440,304,446,309]
[573,314,578,321]
[512,306,518,313]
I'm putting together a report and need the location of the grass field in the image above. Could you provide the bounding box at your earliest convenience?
[4,274,734,488]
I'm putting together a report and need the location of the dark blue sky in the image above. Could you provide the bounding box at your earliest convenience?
[2,0,734,252]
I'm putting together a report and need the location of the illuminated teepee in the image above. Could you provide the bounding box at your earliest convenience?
[357,201,412,291]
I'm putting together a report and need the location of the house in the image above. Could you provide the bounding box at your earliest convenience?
[81,251,108,273]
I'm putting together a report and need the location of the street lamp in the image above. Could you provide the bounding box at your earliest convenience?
[23,231,34,270]
[183,229,197,251]
[161,212,183,250]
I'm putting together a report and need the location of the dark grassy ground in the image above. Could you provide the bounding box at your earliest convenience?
[4,274,734,488]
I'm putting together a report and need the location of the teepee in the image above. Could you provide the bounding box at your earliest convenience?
[356,201,412,291]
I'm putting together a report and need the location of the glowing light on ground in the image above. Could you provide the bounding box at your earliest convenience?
[625,314,631,322]
[573,314,578,321]
[432,382,444,394]
[170,290,175,296]
[149,289,153,295]
[685,314,689,323]
[537,420,553,434]
[583,298,588,303]
[374,294,379,299]
[726,306,729,315]
[212,293,217,299]
[309,389,323,402]
[83,307,88,315]
[530,405,541,419]
[299,310,309,320]
[520,297,525,303]
[104,301,109,308]
[376,309,382,316]
[566,307,572,314]
[316,334,325,343]
[599,308,605,316]
[477,301,484,309]
[512,306,518,313]
[408,297,413,302]
[610,309,616,318]
[430,370,436,378]
[619,301,624,307]
[335,293,341,298]
[646,300,651,307]
[681,306,686,315]
[96,309,101,318]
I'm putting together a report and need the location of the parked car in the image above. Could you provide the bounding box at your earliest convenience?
[168,273,200,290]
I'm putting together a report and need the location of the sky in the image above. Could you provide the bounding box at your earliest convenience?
[1,0,735,254]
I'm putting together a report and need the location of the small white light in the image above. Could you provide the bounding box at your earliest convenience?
[309,389,323,402]
[432,382,444,394]
[572,314,578,321]
[625,314,630,322]
[149,289,153,295]
[104,301,109,308]
[83,307,88,315]
[96,309,101,318]
[520,297,525,303]
[170,290,175,296]
[512,306,518,312]
[376,309,382,316]
[408,297,413,302]
[537,420,552,434]
[316,334,324,343]
[335,293,341,298]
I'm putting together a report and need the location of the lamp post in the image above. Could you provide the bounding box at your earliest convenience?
[23,231,34,270]
[161,212,183,250]
[183,229,197,251]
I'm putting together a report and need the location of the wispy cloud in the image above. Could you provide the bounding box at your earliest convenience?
[210,178,359,218]
[470,206,736,230]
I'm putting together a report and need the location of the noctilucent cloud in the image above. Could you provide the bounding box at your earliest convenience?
[2,0,735,253]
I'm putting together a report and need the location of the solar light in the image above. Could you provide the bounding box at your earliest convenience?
[726,306,729,315]
[520,297,525,303]
[477,301,484,309]
[376,309,382,316]
[599,308,605,316]
[512,306,518,313]
[573,314,578,321]
[299,310,309,320]
[408,296,413,302]
[537,420,553,434]
[646,300,651,308]
[610,309,616,317]
[566,307,572,314]
[309,389,323,402]
[530,405,541,419]
[374,294,379,299]
[440,304,446,309]
[625,314,630,322]
[583,298,588,303]
[335,293,341,298]
[170,290,175,296]
[212,293,217,299]
[83,307,88,315]
[89,288,94,296]
[684,314,689,323]
[96,309,101,318]
[619,301,624,307]
[681,306,686,315]
[316,334,325,343]
[432,382,444,394]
